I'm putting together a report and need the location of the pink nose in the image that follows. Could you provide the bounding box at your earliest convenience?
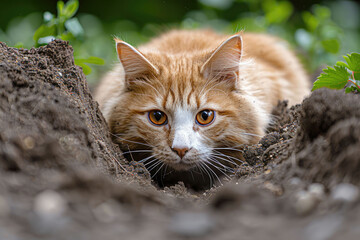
[171,147,189,159]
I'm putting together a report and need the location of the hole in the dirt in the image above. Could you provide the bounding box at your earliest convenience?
[123,153,229,191]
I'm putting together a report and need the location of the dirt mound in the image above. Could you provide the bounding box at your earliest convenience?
[0,41,162,239]
[1,40,360,240]
[1,41,115,173]
[294,89,360,187]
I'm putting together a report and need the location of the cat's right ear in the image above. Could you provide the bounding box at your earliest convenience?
[115,39,159,81]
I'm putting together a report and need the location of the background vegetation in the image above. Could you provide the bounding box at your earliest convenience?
[0,0,359,87]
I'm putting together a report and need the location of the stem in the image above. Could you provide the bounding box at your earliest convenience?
[348,79,360,90]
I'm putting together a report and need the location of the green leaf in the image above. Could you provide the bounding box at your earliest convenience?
[345,86,356,93]
[263,0,293,24]
[57,1,64,17]
[33,24,56,44]
[38,36,56,45]
[312,65,350,91]
[343,53,360,72]
[75,56,105,65]
[65,18,84,38]
[75,56,105,75]
[302,11,318,32]
[336,61,348,68]
[354,72,360,81]
[60,32,74,41]
[345,85,359,93]
[63,0,79,19]
[76,62,92,75]
[321,39,339,54]
[313,5,331,21]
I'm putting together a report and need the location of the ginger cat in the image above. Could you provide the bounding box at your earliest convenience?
[95,29,309,190]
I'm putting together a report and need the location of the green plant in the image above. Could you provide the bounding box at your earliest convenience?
[312,53,360,93]
[298,5,343,72]
[33,0,104,75]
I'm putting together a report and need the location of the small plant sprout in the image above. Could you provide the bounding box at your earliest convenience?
[312,53,360,93]
[33,0,104,75]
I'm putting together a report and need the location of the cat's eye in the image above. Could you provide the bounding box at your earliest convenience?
[148,110,168,126]
[196,110,215,126]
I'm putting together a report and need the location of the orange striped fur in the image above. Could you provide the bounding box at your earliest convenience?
[95,29,309,180]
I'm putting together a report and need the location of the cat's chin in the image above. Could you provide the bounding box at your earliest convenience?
[167,162,196,171]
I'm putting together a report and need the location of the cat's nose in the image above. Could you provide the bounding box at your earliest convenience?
[171,147,190,159]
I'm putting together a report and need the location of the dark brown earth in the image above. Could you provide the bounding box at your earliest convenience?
[1,40,360,240]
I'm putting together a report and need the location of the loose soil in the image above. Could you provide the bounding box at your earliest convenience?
[1,40,360,240]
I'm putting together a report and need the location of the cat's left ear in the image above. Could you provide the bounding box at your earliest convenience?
[200,34,242,85]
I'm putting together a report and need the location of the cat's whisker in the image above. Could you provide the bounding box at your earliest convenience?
[121,149,153,155]
[125,144,136,162]
[213,147,244,153]
[193,163,206,182]
[240,132,262,137]
[211,155,243,169]
[207,157,235,173]
[201,161,223,186]
[218,142,248,150]
[212,150,245,164]
[191,165,203,175]
[198,161,212,185]
[144,158,159,167]
[153,156,170,185]
[138,154,158,163]
[189,167,195,181]
[148,160,163,172]
[198,162,213,188]
[152,162,165,178]
[111,133,154,148]
[210,155,242,170]
[162,164,169,179]
[205,158,231,181]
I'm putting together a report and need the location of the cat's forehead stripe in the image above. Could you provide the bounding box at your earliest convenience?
[186,87,193,105]
[163,81,202,110]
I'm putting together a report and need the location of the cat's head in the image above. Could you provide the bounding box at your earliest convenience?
[108,33,267,173]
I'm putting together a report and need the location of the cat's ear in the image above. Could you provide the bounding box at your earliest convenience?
[200,34,242,85]
[115,39,159,80]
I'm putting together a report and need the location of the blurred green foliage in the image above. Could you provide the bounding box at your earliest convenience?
[33,0,81,46]
[34,0,104,75]
[0,0,359,86]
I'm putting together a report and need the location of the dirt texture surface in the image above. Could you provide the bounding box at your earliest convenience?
[1,41,360,240]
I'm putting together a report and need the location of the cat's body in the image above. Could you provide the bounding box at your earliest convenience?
[95,29,309,189]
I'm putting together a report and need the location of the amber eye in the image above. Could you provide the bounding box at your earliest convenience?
[148,110,168,126]
[196,110,215,126]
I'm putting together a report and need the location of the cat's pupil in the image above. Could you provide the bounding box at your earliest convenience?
[154,111,162,121]
[201,111,209,120]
